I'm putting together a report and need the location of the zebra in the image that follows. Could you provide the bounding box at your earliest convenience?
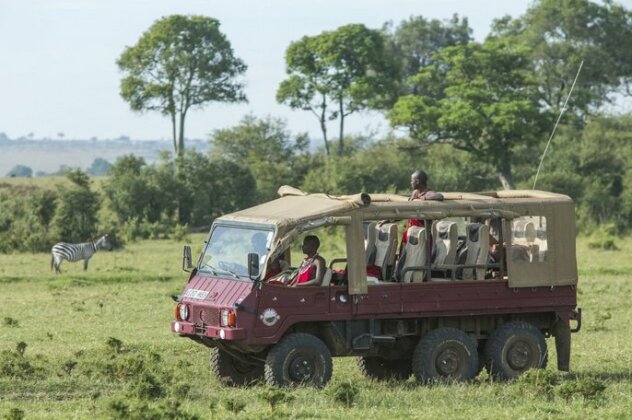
[51,234,113,273]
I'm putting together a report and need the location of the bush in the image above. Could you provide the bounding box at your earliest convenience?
[556,377,607,403]
[327,380,360,407]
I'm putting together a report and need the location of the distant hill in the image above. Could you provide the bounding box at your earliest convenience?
[0,137,208,176]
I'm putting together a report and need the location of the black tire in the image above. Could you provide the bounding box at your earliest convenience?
[484,321,548,381]
[357,357,412,381]
[265,333,332,387]
[210,348,264,386]
[412,328,479,383]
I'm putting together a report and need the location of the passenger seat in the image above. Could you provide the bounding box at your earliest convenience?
[433,221,458,276]
[365,221,377,265]
[396,226,426,282]
[374,222,398,281]
[460,223,489,280]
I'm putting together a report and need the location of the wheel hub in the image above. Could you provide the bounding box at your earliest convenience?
[289,355,315,382]
[507,341,531,370]
[436,348,461,376]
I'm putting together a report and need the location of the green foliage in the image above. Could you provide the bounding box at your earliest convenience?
[3,317,19,328]
[278,23,399,155]
[326,380,360,407]
[385,14,471,93]
[51,169,100,243]
[2,408,24,420]
[6,165,32,178]
[210,115,311,201]
[117,15,247,155]
[258,386,295,410]
[490,0,632,118]
[86,158,112,176]
[389,38,551,188]
[223,397,246,414]
[556,377,607,403]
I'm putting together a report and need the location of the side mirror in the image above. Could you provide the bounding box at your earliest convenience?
[183,245,193,272]
[247,253,260,279]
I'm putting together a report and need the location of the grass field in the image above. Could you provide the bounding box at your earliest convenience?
[0,234,631,419]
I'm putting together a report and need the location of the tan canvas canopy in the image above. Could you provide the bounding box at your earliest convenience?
[216,186,578,294]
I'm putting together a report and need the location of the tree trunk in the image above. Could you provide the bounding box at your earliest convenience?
[497,160,515,190]
[177,110,186,157]
[337,97,345,155]
[171,111,177,155]
[318,94,330,156]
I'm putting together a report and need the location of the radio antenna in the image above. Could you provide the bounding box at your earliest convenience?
[532,60,584,190]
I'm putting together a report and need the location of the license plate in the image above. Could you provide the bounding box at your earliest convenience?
[184,289,209,299]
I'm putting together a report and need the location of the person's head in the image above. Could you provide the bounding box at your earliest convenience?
[411,170,428,191]
[302,235,320,256]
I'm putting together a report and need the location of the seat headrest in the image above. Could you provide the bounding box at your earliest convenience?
[468,223,482,242]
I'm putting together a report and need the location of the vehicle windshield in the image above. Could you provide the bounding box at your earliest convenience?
[198,224,274,279]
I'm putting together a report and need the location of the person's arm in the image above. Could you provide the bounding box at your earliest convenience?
[423,190,444,201]
[295,258,325,287]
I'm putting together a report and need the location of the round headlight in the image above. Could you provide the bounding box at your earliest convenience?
[178,303,190,321]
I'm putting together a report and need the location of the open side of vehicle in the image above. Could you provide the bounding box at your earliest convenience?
[171,186,580,387]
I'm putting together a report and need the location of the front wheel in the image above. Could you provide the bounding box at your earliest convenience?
[412,328,479,383]
[265,333,332,387]
[210,348,264,386]
[484,321,548,381]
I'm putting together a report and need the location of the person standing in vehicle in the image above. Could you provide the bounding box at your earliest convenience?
[400,170,444,254]
[291,235,326,287]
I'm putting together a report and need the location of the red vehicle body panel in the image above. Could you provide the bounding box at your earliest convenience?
[172,275,577,346]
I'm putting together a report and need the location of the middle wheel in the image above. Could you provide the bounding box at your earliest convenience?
[412,327,479,383]
[265,333,333,387]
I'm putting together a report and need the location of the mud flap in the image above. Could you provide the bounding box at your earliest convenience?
[552,319,571,371]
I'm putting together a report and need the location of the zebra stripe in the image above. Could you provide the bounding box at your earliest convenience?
[51,234,112,273]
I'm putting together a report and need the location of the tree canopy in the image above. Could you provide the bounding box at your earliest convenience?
[117,15,247,156]
[389,39,551,189]
[277,24,399,155]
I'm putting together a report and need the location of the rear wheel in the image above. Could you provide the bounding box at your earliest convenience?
[412,328,479,383]
[484,321,548,381]
[210,348,264,386]
[265,333,332,387]
[357,357,412,381]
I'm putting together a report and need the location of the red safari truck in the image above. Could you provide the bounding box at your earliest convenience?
[171,186,581,387]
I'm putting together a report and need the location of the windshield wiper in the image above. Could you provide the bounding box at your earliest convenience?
[199,264,218,276]
[216,268,240,278]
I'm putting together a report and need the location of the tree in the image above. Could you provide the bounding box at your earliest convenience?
[117,15,247,156]
[385,14,472,94]
[389,39,551,189]
[86,158,112,176]
[51,169,100,242]
[7,165,32,178]
[209,115,310,201]
[277,24,399,155]
[489,0,632,119]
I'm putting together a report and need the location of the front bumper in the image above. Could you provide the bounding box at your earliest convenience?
[170,320,246,340]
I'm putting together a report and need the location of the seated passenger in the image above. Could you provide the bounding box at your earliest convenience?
[290,235,326,287]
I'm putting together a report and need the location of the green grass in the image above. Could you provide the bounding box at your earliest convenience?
[1,234,631,419]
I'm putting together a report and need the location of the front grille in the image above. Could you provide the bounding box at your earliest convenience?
[200,308,220,326]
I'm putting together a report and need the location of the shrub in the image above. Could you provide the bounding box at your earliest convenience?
[327,380,360,407]
[556,377,607,403]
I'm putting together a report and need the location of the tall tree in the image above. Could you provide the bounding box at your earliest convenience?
[490,0,632,118]
[117,15,247,156]
[277,24,399,155]
[385,14,472,94]
[389,39,551,189]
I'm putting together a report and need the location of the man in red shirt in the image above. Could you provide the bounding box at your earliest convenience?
[399,170,443,255]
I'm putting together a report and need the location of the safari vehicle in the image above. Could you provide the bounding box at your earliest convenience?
[171,186,581,387]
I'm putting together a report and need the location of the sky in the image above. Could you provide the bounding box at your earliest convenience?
[1,0,630,144]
